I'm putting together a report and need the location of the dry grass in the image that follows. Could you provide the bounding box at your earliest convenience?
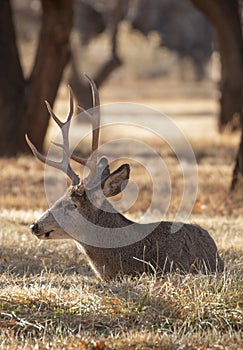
[0,77,243,349]
[0,240,242,349]
[0,131,242,348]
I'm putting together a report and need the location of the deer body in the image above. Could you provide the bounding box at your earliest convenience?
[31,183,224,280]
[27,75,224,280]
[76,221,224,279]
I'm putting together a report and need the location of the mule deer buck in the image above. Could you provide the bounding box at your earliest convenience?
[26,75,224,280]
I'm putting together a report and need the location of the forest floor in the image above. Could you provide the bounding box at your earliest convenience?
[0,79,242,349]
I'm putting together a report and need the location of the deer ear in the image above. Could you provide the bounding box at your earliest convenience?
[102,164,130,197]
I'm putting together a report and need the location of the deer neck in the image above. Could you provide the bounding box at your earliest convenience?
[80,198,133,228]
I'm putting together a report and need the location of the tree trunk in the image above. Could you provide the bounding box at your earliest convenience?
[191,0,243,130]
[25,0,73,153]
[231,118,243,191]
[0,0,73,156]
[191,0,243,191]
[0,0,26,155]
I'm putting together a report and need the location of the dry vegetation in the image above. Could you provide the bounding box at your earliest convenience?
[0,93,242,348]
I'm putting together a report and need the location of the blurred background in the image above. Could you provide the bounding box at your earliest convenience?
[0,0,242,192]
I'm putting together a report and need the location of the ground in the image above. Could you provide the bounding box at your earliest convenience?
[0,76,242,349]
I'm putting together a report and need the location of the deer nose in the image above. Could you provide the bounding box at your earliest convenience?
[30,223,39,234]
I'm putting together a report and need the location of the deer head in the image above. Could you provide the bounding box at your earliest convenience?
[26,75,130,241]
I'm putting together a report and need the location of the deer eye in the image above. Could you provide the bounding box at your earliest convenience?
[72,201,79,208]
[66,204,77,211]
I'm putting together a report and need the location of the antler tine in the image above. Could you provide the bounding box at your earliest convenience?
[25,134,78,184]
[45,86,73,129]
[78,74,101,183]
[71,152,87,166]
[84,73,100,109]
[66,86,74,123]
[25,89,80,186]
[45,101,63,128]
[84,74,100,155]
[45,89,73,158]
[70,75,101,184]
[26,134,51,165]
[25,134,80,186]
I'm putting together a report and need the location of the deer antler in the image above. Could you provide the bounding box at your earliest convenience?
[25,87,80,186]
[26,75,103,187]
[71,73,101,184]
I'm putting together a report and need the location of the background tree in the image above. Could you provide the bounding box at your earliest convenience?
[0,0,73,155]
[231,118,243,191]
[191,0,243,189]
[191,0,243,131]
